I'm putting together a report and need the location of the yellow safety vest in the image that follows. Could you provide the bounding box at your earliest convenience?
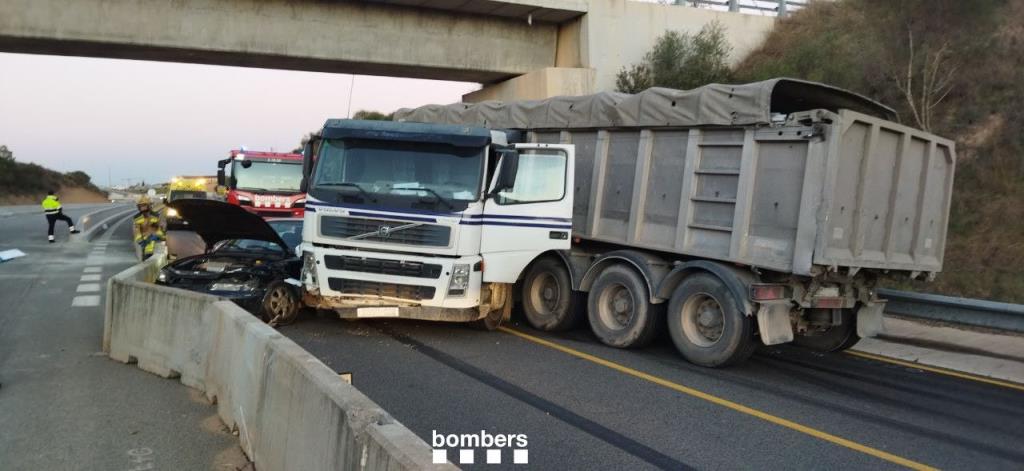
[41,195,62,215]
[133,213,161,242]
[141,231,165,255]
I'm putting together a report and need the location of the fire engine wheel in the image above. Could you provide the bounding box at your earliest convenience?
[521,257,581,332]
[668,273,757,367]
[793,308,861,352]
[587,265,661,348]
[262,282,299,327]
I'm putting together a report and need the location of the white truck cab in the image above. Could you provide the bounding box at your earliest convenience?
[298,119,574,328]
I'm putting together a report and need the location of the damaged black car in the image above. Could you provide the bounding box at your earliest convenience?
[156,199,303,325]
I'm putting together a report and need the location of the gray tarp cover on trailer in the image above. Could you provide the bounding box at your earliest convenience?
[394,78,896,129]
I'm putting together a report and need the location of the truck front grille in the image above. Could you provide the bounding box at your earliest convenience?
[324,255,442,279]
[327,278,436,300]
[319,215,450,247]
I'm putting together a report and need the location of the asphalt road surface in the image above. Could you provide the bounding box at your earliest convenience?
[282,313,1024,470]
[0,204,244,470]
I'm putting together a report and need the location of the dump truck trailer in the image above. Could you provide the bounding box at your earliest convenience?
[301,79,955,367]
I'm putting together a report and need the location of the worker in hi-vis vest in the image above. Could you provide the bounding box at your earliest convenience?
[132,196,162,259]
[41,190,79,243]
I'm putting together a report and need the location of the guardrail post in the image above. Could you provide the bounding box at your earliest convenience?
[778,0,788,17]
[728,0,740,12]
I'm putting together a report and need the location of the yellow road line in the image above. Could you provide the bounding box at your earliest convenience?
[846,350,1024,393]
[499,327,937,471]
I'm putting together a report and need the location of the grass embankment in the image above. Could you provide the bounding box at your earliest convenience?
[0,146,108,205]
[733,0,1024,302]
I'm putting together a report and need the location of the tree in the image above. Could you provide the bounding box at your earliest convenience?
[0,145,13,162]
[892,30,957,132]
[352,110,394,121]
[615,21,733,93]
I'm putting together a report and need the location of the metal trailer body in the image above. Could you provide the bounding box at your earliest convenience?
[525,109,955,278]
[394,79,957,366]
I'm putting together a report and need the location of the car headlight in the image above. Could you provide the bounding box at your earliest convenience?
[209,278,259,292]
[156,270,169,283]
[448,263,470,296]
[165,208,179,218]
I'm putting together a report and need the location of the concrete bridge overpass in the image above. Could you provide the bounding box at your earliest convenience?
[0,0,775,101]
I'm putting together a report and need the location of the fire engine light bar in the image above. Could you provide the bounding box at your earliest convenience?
[749,284,789,301]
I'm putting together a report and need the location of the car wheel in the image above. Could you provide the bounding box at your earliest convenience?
[262,282,298,326]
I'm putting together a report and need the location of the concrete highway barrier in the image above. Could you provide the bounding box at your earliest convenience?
[104,250,452,470]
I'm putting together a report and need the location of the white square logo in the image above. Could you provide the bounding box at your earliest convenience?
[486,449,502,464]
[459,449,474,464]
[431,449,446,464]
[513,449,529,464]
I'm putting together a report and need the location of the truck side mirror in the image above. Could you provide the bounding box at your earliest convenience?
[489,150,519,196]
[216,169,226,186]
[300,136,320,193]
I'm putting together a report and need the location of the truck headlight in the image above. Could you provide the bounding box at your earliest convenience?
[300,251,317,286]
[156,270,169,283]
[165,208,179,218]
[448,264,470,296]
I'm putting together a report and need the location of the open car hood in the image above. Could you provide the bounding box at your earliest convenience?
[168,199,289,252]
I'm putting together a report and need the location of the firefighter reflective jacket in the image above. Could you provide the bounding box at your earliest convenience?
[132,213,161,243]
[41,195,62,215]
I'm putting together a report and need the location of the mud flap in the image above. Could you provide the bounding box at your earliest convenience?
[756,303,794,345]
[856,300,886,338]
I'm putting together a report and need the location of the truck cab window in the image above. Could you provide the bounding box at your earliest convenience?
[495,150,567,205]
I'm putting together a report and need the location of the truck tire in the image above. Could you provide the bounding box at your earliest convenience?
[587,265,661,348]
[472,307,504,331]
[667,273,757,367]
[793,308,860,352]
[521,257,581,331]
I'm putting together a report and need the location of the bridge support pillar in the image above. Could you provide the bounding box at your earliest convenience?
[463,67,595,102]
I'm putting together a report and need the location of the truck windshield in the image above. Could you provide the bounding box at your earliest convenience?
[233,161,302,193]
[310,138,483,211]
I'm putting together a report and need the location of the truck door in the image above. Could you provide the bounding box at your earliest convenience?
[480,143,574,283]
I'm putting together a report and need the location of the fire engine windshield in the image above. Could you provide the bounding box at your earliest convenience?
[310,138,483,211]
[233,160,302,193]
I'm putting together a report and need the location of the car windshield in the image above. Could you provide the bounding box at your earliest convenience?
[217,219,303,254]
[310,138,483,211]
[233,160,302,193]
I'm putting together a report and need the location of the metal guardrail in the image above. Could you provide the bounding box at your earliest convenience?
[667,0,811,17]
[878,288,1024,334]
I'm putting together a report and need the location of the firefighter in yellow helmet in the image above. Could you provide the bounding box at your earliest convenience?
[132,195,163,259]
[41,189,80,243]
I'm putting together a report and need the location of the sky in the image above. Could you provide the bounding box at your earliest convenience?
[0,53,478,187]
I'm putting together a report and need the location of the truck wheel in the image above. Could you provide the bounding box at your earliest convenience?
[472,307,504,331]
[667,273,756,367]
[521,257,581,331]
[262,282,299,327]
[793,308,860,352]
[587,265,660,348]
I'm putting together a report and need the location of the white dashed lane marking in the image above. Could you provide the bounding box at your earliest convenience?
[84,267,102,273]
[76,283,101,293]
[71,295,100,307]
[80,274,102,282]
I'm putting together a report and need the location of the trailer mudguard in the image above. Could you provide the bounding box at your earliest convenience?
[578,250,671,303]
[656,261,756,316]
